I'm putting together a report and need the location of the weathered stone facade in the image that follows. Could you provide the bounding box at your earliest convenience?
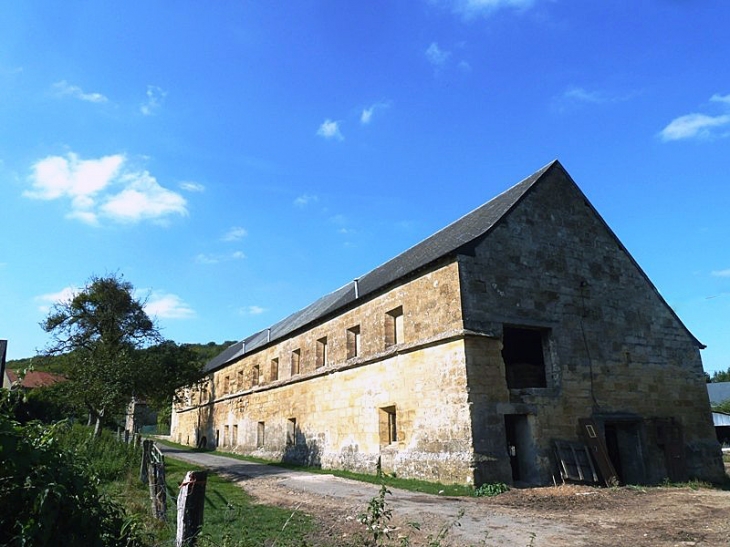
[171,161,724,486]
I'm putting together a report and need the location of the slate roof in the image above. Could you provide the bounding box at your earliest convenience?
[204,159,704,373]
[708,382,730,405]
[204,161,557,372]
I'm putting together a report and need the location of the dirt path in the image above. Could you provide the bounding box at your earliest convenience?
[159,446,730,546]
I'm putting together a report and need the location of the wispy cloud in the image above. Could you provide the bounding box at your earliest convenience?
[317,119,344,141]
[24,152,188,225]
[239,305,265,316]
[141,85,167,116]
[294,194,319,208]
[144,291,195,319]
[52,80,108,103]
[180,181,205,192]
[34,286,78,313]
[195,251,246,265]
[441,0,536,18]
[660,93,730,141]
[222,226,247,242]
[563,86,605,104]
[711,269,730,278]
[425,42,451,67]
[360,101,391,125]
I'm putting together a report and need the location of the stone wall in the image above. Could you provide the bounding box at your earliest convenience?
[173,262,480,483]
[458,167,724,484]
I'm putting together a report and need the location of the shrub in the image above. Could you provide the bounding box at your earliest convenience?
[0,413,146,546]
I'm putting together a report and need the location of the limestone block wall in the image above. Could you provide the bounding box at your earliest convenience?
[458,168,723,484]
[173,262,477,483]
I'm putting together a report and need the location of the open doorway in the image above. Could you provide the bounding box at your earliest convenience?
[504,414,537,484]
[603,420,645,484]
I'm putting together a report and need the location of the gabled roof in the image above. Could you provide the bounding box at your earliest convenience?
[205,161,556,372]
[6,370,66,389]
[205,160,703,373]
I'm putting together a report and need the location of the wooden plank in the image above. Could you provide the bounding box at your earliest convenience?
[579,418,619,486]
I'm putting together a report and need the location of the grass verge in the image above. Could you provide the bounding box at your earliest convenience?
[156,438,477,497]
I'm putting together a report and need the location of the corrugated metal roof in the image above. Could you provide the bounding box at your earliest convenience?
[204,161,556,373]
[712,411,730,427]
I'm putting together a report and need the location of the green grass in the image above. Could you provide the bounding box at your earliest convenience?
[157,438,478,497]
[161,457,314,547]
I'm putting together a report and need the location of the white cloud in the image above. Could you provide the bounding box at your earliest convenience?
[711,269,730,278]
[222,226,247,241]
[240,305,265,316]
[563,87,605,104]
[195,251,246,265]
[317,119,344,140]
[360,101,391,125]
[294,194,319,208]
[24,152,188,225]
[52,80,108,103]
[35,286,78,313]
[141,85,167,116]
[100,171,187,223]
[660,93,730,141]
[710,93,730,105]
[445,0,535,18]
[180,181,205,192]
[659,113,730,142]
[425,42,451,66]
[145,292,195,319]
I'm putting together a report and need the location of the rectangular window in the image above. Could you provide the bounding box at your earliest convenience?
[316,337,328,368]
[223,375,230,394]
[502,325,548,389]
[224,425,229,446]
[347,325,361,359]
[270,358,279,381]
[252,365,260,387]
[379,406,398,445]
[287,418,297,446]
[291,349,301,376]
[237,370,244,391]
[385,306,404,348]
[232,424,238,446]
[257,421,265,448]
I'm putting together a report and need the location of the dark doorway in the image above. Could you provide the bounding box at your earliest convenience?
[603,421,645,484]
[505,414,534,483]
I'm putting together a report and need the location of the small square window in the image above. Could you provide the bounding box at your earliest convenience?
[347,326,361,359]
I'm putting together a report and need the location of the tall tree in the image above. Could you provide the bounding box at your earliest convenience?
[41,273,161,435]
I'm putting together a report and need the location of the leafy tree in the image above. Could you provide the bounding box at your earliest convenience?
[134,340,205,411]
[41,274,161,435]
[710,368,730,383]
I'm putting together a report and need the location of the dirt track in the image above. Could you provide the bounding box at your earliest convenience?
[159,445,730,546]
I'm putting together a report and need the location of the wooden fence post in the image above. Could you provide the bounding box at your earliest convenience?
[176,470,207,547]
[147,461,167,520]
[140,439,152,484]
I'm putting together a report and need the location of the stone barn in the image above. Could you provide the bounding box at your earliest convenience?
[171,161,724,486]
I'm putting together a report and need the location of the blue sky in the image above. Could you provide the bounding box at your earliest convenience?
[1,1,728,374]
